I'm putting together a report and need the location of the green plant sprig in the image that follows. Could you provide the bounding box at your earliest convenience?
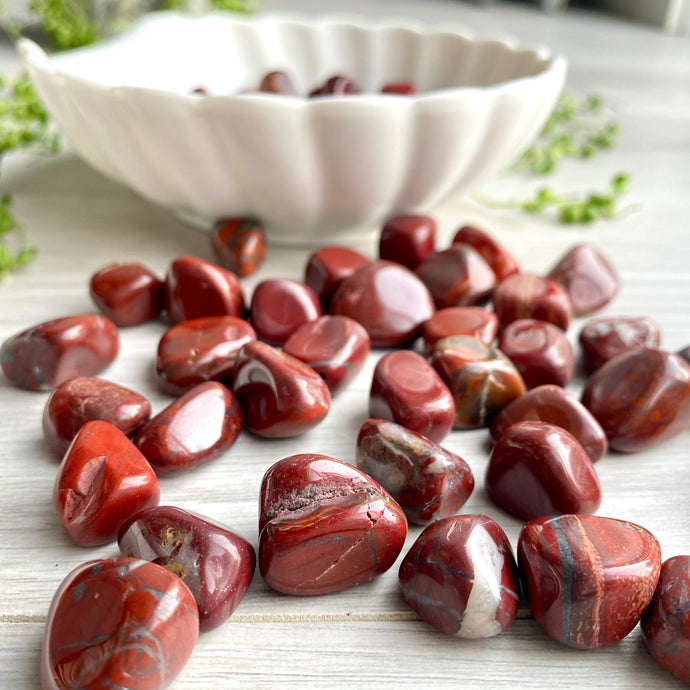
[0,195,37,278]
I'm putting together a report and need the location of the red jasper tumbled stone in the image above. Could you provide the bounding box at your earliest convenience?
[381,81,416,95]
[43,376,151,459]
[379,214,436,269]
[1,314,119,391]
[310,75,361,96]
[421,306,499,356]
[451,225,520,282]
[356,419,473,526]
[211,216,267,277]
[399,514,519,638]
[41,557,198,690]
[259,70,299,95]
[259,453,407,595]
[54,420,160,546]
[118,506,255,632]
[518,514,661,649]
[303,246,370,304]
[134,382,242,476]
[678,344,690,365]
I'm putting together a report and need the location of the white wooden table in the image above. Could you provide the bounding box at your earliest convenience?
[1,1,689,687]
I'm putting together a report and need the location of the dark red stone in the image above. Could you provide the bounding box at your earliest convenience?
[492,274,572,330]
[211,217,267,277]
[415,246,496,309]
[282,315,371,393]
[490,384,608,463]
[156,315,256,396]
[258,453,407,595]
[579,315,661,373]
[41,557,198,690]
[379,215,436,269]
[303,246,370,304]
[451,225,520,282]
[356,418,473,526]
[118,506,255,632]
[232,340,330,437]
[581,347,690,452]
[399,514,519,637]
[54,420,160,546]
[250,278,322,345]
[641,555,690,684]
[381,81,416,95]
[1,314,119,391]
[497,318,575,389]
[518,514,661,649]
[370,350,455,443]
[259,70,299,95]
[329,260,434,347]
[421,306,498,356]
[310,75,360,96]
[164,255,244,325]
[89,262,163,326]
[134,382,242,476]
[679,344,690,365]
[43,377,151,459]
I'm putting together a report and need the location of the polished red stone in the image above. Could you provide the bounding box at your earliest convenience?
[492,274,572,330]
[310,75,361,96]
[259,70,299,95]
[54,420,160,546]
[329,260,435,347]
[518,514,661,649]
[399,514,519,637]
[581,347,690,452]
[578,315,661,373]
[381,81,416,95]
[356,419,473,526]
[379,215,436,269]
[250,278,322,345]
[486,421,601,520]
[641,555,690,683]
[232,340,330,437]
[118,506,255,632]
[370,350,455,443]
[497,318,575,389]
[89,262,163,326]
[451,225,520,282]
[415,246,496,309]
[43,377,151,459]
[679,344,690,365]
[164,255,244,325]
[430,335,526,428]
[490,385,608,463]
[1,314,119,391]
[211,217,266,277]
[135,382,242,476]
[283,315,371,393]
[156,315,256,396]
[259,453,407,595]
[421,306,498,356]
[41,557,198,690]
[303,246,370,304]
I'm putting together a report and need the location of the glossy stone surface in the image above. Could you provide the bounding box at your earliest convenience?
[547,243,618,316]
[451,225,520,282]
[492,274,572,330]
[356,419,474,526]
[211,216,266,277]
[310,75,361,96]
[498,318,575,389]
[283,315,371,393]
[329,260,435,347]
[156,315,256,396]
[430,335,526,429]
[379,214,436,269]
[135,382,242,476]
[259,453,407,595]
[490,385,608,463]
[399,514,519,638]
[89,262,163,326]
[43,377,151,458]
[486,421,601,520]
[370,350,455,443]
[578,315,661,373]
[518,514,661,649]
[581,347,690,452]
[303,246,370,304]
[232,340,330,437]
[641,555,690,684]
[1,314,119,391]
[381,81,416,95]
[118,506,255,632]
[415,246,496,309]
[41,557,198,690]
[54,421,160,546]
[421,306,499,356]
[250,278,322,345]
[259,70,299,95]
[164,255,244,325]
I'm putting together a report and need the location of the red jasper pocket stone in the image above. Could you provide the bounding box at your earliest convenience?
[379,214,436,269]
[421,306,499,356]
[211,216,267,277]
[303,246,370,305]
[451,225,520,282]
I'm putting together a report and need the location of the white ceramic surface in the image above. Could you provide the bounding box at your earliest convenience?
[19,11,567,245]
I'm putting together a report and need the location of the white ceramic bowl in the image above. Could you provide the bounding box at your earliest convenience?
[19,11,566,245]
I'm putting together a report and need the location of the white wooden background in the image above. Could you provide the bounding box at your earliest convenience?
[1,0,689,687]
